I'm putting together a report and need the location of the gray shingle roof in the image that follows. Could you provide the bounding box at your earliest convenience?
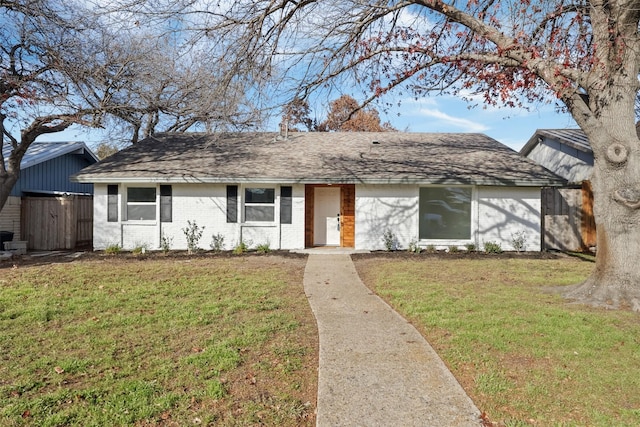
[72,132,565,186]
[520,129,591,156]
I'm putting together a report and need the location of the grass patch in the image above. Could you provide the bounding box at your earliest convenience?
[0,255,317,426]
[354,256,640,427]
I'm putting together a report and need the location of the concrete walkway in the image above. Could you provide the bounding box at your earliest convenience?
[303,254,481,426]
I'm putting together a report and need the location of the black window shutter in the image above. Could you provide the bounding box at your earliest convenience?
[280,186,292,224]
[107,185,118,222]
[227,185,238,223]
[160,185,172,222]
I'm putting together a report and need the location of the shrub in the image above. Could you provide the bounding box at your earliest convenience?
[233,239,251,254]
[182,220,205,254]
[256,242,271,254]
[511,231,528,253]
[465,243,477,252]
[105,244,121,255]
[448,245,460,253]
[160,233,173,253]
[425,244,437,254]
[210,233,225,252]
[131,243,149,256]
[407,239,421,253]
[483,240,503,254]
[382,229,399,251]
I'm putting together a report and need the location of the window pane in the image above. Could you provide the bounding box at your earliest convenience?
[128,187,156,202]
[127,205,156,221]
[245,188,274,204]
[245,205,274,222]
[419,187,471,240]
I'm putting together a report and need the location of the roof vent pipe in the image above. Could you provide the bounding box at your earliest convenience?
[279,121,289,140]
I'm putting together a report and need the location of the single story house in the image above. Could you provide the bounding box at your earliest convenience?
[0,141,98,250]
[72,132,565,252]
[520,129,596,251]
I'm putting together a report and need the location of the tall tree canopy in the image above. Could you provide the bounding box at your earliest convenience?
[199,0,640,310]
[0,0,263,210]
[283,95,396,131]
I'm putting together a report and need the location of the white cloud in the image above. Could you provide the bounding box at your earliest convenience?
[417,108,490,132]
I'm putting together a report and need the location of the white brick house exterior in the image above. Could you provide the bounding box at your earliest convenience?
[75,132,565,252]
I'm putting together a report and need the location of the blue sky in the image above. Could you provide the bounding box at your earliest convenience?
[377,94,579,151]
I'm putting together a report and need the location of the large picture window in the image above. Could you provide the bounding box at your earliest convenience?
[419,187,471,240]
[244,188,275,222]
[127,187,156,221]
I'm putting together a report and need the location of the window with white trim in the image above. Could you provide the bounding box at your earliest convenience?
[126,187,156,221]
[419,187,472,240]
[244,188,275,222]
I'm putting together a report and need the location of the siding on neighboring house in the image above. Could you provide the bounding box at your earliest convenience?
[0,196,21,237]
[524,137,592,184]
[12,153,94,196]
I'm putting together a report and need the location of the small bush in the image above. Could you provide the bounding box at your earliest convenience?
[131,243,149,256]
[105,244,121,255]
[382,229,399,251]
[256,242,271,254]
[483,241,503,254]
[425,244,437,254]
[407,239,421,253]
[233,239,251,255]
[511,231,528,253]
[465,243,477,252]
[160,233,173,253]
[448,245,460,253]
[182,220,205,254]
[210,233,225,252]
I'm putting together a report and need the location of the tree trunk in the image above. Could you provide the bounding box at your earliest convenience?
[564,114,640,311]
[0,172,19,214]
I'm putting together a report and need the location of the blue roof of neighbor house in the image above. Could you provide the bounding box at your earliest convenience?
[5,141,98,196]
[3,141,99,169]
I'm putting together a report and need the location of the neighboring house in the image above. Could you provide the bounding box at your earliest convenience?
[72,132,565,252]
[0,141,98,250]
[520,129,596,251]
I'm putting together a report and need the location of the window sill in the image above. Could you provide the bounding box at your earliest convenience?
[123,220,157,225]
[241,222,277,227]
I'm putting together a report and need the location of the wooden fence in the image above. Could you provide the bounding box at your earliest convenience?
[21,195,93,250]
[541,182,596,252]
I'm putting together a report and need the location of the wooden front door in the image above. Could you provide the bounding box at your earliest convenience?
[305,184,355,248]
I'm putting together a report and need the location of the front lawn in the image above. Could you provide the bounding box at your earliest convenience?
[0,254,317,426]
[354,255,640,427]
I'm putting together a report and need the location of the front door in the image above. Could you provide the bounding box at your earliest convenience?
[314,187,341,246]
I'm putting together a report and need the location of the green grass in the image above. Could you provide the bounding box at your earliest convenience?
[0,256,316,426]
[354,257,640,427]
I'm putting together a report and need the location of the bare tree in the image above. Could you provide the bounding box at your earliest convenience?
[1,0,267,208]
[0,0,102,210]
[207,0,640,310]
